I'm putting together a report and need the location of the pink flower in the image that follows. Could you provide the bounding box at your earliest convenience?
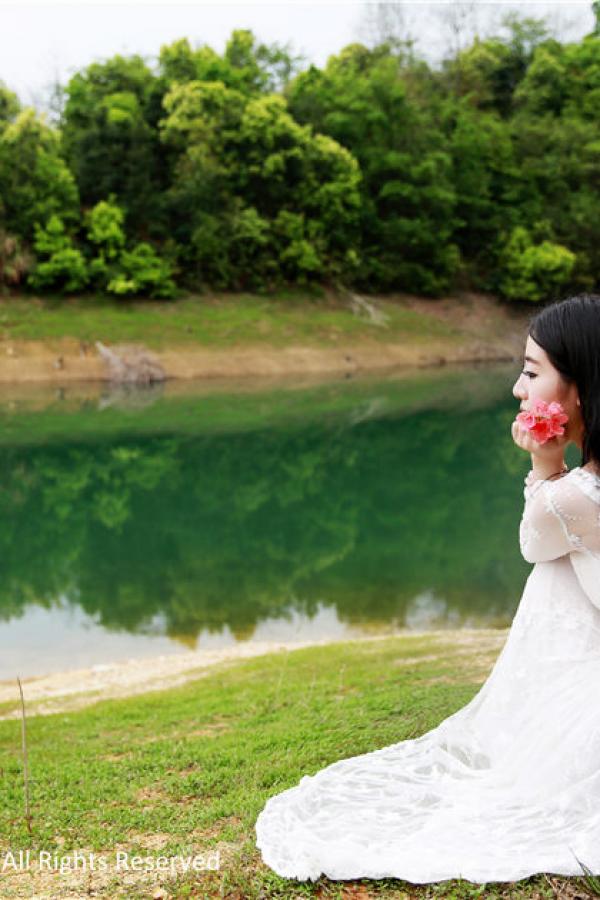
[516,399,569,444]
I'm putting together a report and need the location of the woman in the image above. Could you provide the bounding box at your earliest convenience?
[255,293,600,884]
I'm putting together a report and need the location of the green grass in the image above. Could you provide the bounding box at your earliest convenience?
[0,633,592,898]
[0,290,464,350]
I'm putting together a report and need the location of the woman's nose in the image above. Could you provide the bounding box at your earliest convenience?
[512,378,525,400]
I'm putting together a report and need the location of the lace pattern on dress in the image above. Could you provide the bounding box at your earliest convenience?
[520,467,600,564]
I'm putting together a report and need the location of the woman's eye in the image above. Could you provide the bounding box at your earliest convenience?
[521,369,537,379]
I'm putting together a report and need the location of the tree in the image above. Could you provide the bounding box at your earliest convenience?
[593,1,600,37]
[0,108,79,241]
[0,81,20,130]
[288,44,461,293]
[61,55,163,236]
[445,100,522,287]
[158,30,305,96]
[159,81,361,289]
[442,14,551,117]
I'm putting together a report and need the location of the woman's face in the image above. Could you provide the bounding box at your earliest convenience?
[512,334,584,449]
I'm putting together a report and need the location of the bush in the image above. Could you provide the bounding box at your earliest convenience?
[106,242,177,298]
[498,226,576,303]
[28,215,88,293]
[82,199,178,298]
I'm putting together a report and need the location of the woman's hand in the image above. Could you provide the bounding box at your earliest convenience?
[511,418,567,472]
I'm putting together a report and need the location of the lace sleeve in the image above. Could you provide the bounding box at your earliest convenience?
[519,468,600,564]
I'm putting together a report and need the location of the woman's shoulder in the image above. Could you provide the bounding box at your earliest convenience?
[575,461,600,477]
[565,465,600,502]
[569,464,600,483]
[523,464,600,502]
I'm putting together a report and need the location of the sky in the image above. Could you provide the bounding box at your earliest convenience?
[0,1,596,111]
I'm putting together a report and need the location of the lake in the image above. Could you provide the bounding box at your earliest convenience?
[0,362,577,680]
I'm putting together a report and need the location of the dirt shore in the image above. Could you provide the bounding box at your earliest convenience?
[0,293,529,383]
[0,628,509,720]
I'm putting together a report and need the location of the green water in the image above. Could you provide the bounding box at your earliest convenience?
[0,362,579,680]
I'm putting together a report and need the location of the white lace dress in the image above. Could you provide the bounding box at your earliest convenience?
[255,466,600,884]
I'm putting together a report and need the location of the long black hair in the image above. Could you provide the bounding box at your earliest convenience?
[526,293,600,470]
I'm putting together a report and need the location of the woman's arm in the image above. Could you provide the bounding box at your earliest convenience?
[520,472,600,563]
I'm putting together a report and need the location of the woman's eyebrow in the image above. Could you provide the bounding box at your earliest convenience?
[524,355,540,365]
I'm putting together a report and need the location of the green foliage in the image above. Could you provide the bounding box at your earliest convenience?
[85,198,126,258]
[513,40,566,115]
[61,55,162,234]
[160,81,360,289]
[3,19,600,300]
[82,199,176,298]
[27,200,176,299]
[509,111,600,289]
[0,81,20,130]
[272,210,323,282]
[106,241,177,298]
[498,225,576,302]
[158,30,304,96]
[446,37,516,113]
[514,37,600,120]
[225,201,272,290]
[287,47,461,293]
[445,102,522,287]
[0,108,79,240]
[594,1,600,37]
[28,215,88,292]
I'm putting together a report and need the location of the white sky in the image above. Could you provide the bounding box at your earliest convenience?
[0,1,595,110]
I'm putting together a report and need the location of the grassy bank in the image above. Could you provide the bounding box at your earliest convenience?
[0,289,487,350]
[0,632,590,899]
[0,290,528,383]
